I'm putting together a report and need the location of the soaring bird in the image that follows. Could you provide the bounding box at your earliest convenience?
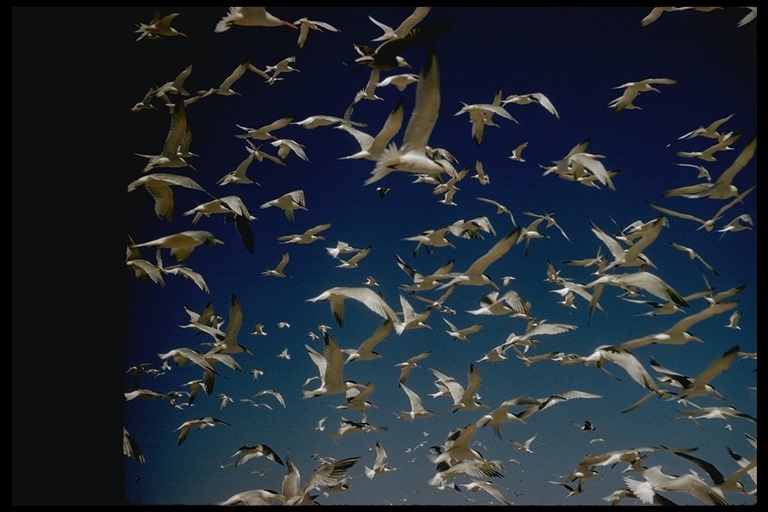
[277,223,332,245]
[307,286,399,327]
[434,227,522,290]
[454,87,517,145]
[667,113,734,147]
[232,444,284,468]
[260,189,307,225]
[366,48,458,185]
[460,479,514,505]
[280,456,359,506]
[368,7,432,42]
[302,331,366,398]
[341,319,393,363]
[502,92,559,119]
[336,99,404,160]
[262,251,290,277]
[348,18,451,72]
[292,17,341,48]
[218,489,285,506]
[203,294,252,356]
[397,381,437,422]
[236,115,295,141]
[130,230,223,262]
[623,464,729,505]
[608,78,678,112]
[617,300,739,351]
[430,364,487,413]
[650,345,740,402]
[136,101,196,173]
[647,184,755,232]
[175,417,230,446]
[135,11,186,41]
[128,172,210,222]
[365,441,397,479]
[395,351,431,384]
[214,7,298,32]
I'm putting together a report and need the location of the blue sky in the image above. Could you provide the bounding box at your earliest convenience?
[18,6,757,506]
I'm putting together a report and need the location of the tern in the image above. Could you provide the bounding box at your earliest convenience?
[640,6,723,27]
[466,290,529,317]
[430,364,487,413]
[560,344,661,395]
[366,48,458,185]
[402,226,456,256]
[236,114,295,141]
[302,331,366,398]
[661,446,755,496]
[263,55,300,85]
[175,417,230,446]
[136,102,196,173]
[195,60,259,98]
[365,442,397,479]
[608,77,678,112]
[507,141,529,163]
[217,144,261,186]
[337,382,377,421]
[260,190,307,225]
[511,434,537,453]
[348,18,451,72]
[326,240,363,259]
[434,227,523,290]
[376,72,420,91]
[727,446,757,491]
[429,458,503,489]
[292,17,340,48]
[653,345,740,402]
[442,317,483,342]
[624,464,729,505]
[397,381,437,421]
[502,92,559,118]
[460,480,513,505]
[292,114,366,130]
[135,11,186,41]
[395,351,431,384]
[725,310,741,330]
[676,404,757,424]
[475,196,516,225]
[368,7,432,42]
[717,214,753,241]
[737,6,757,27]
[586,270,687,321]
[475,399,529,440]
[668,241,719,275]
[395,294,432,335]
[335,245,371,269]
[617,300,738,351]
[336,99,404,160]
[218,489,285,506]
[281,456,359,506]
[214,7,298,32]
[666,113,734,147]
[307,286,399,327]
[232,443,284,468]
[277,222,331,244]
[342,319,393,363]
[130,230,223,262]
[455,88,517,145]
[675,131,743,163]
[204,294,252,355]
[262,251,290,277]
[647,184,755,231]
[270,138,309,161]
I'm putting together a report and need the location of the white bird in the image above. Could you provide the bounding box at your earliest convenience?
[342,319,393,363]
[368,7,432,42]
[251,323,267,336]
[442,317,483,342]
[511,434,537,453]
[507,141,529,163]
[262,251,290,277]
[335,245,371,269]
[430,364,487,413]
[502,92,559,118]
[623,464,729,505]
[235,114,295,141]
[474,399,529,440]
[434,226,523,290]
[292,114,366,130]
[232,443,284,468]
[130,229,223,262]
[717,213,753,241]
[608,77,678,112]
[475,196,516,225]
[661,446,755,496]
[260,189,307,225]
[302,331,365,399]
[471,158,490,185]
[263,55,300,85]
[460,479,514,505]
[725,310,741,330]
[727,446,757,491]
[336,99,404,161]
[217,144,262,186]
[270,138,309,161]
[215,7,298,32]
[428,422,488,466]
[135,11,186,41]
[673,128,744,162]
[737,6,757,27]
[204,294,252,355]
[252,389,286,409]
[129,171,210,223]
[395,350,431,384]
[668,241,719,275]
[650,345,740,402]
[647,183,755,231]
[559,345,661,395]
[676,404,757,424]
[402,226,456,257]
[306,286,399,327]
[293,17,340,48]
[429,458,503,489]
[175,417,230,446]
[617,300,739,351]
[397,381,437,422]
[366,48,457,185]
[365,441,396,479]
[586,269,685,321]
[394,294,432,335]
[326,240,363,260]
[136,102,197,173]
[667,113,734,147]
[277,222,332,245]
[218,489,285,506]
[455,87,518,145]
[281,456,359,506]
[376,72,420,91]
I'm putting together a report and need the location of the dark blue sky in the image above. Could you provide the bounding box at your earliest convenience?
[14,6,757,506]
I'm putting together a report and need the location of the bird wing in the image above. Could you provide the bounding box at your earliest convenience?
[465,227,522,275]
[401,48,440,153]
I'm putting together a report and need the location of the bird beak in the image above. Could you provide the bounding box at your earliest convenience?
[284,21,299,29]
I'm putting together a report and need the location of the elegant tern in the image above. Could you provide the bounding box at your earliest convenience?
[617,300,738,351]
[130,229,223,262]
[502,92,559,118]
[395,293,432,335]
[214,7,298,32]
[668,241,719,275]
[672,129,744,163]
[123,427,145,464]
[341,319,393,363]
[397,381,437,421]
[366,48,458,185]
[302,331,365,398]
[364,441,396,479]
[218,489,285,506]
[336,99,404,160]
[647,183,755,231]
[507,141,529,163]
[175,417,230,446]
[666,113,734,147]
[292,17,340,48]
[232,443,284,468]
[262,251,290,277]
[623,464,728,505]
[430,364,486,413]
[725,310,741,330]
[608,78,678,112]
[368,7,432,42]
[136,101,196,173]
[395,350,431,384]
[652,345,740,401]
[306,286,399,327]
[134,11,186,41]
[277,222,331,244]
[235,114,295,141]
[442,317,483,341]
[460,479,513,505]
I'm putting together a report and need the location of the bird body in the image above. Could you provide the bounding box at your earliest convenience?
[215,7,297,32]
[307,286,399,327]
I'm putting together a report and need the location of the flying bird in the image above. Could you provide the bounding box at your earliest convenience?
[608,77,678,112]
[175,417,230,446]
[277,222,332,244]
[507,141,529,163]
[368,7,432,42]
[307,286,399,327]
[130,230,223,262]
[135,11,186,41]
[395,350,431,384]
[292,17,341,48]
[215,7,298,32]
[262,251,291,277]
[232,443,284,468]
[502,92,559,118]
[260,190,307,225]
